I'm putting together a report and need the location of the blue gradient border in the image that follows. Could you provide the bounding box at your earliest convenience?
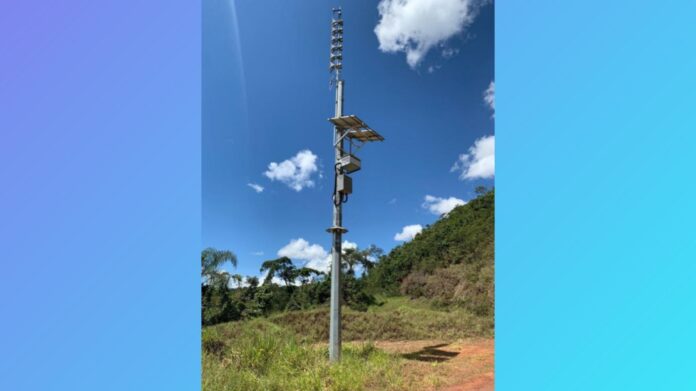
[3,1,696,390]
[498,1,696,390]
[0,1,200,390]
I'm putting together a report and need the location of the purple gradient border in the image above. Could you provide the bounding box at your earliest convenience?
[0,1,200,389]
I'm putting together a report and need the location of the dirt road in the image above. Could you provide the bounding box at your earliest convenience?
[370,339,494,391]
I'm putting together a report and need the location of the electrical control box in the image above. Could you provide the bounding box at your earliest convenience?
[339,154,361,173]
[337,174,352,195]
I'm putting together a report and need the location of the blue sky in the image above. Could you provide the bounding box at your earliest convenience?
[203,0,494,279]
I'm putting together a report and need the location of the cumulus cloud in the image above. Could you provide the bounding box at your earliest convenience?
[423,195,466,215]
[247,183,264,193]
[305,256,332,274]
[394,224,423,241]
[484,80,495,113]
[264,149,318,191]
[342,240,358,251]
[278,238,327,263]
[451,134,495,179]
[375,0,477,68]
[277,238,357,274]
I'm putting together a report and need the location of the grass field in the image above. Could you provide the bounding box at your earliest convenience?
[202,297,493,391]
[267,296,493,343]
[202,320,405,391]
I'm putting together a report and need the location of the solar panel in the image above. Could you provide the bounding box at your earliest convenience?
[328,115,384,142]
[329,115,367,130]
[348,129,384,142]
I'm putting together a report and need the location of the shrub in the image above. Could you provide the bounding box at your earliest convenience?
[201,328,226,358]
[400,262,494,317]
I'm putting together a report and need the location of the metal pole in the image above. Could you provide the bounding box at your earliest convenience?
[329,79,344,362]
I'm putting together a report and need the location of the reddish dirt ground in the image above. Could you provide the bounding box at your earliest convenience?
[370,339,494,391]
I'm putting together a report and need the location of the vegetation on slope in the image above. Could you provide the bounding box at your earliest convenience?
[268,296,493,343]
[202,319,404,391]
[366,190,494,317]
[202,296,494,391]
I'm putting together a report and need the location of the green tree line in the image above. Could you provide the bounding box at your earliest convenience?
[201,246,383,326]
[202,189,494,325]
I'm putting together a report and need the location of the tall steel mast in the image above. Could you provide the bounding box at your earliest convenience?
[327,7,384,362]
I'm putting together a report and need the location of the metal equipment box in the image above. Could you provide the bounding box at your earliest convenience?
[339,154,361,173]
[337,174,352,195]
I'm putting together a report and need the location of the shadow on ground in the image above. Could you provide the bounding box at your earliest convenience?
[401,343,460,363]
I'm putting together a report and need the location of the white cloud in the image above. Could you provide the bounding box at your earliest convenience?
[394,224,423,241]
[247,183,264,193]
[427,65,441,74]
[227,274,255,289]
[451,134,495,179]
[306,256,332,274]
[342,240,358,251]
[278,238,329,273]
[442,47,460,58]
[277,238,359,274]
[484,80,495,113]
[278,238,327,262]
[423,195,466,215]
[375,0,476,68]
[251,251,264,256]
[264,149,318,191]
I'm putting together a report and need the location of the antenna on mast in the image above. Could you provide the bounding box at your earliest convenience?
[329,7,343,87]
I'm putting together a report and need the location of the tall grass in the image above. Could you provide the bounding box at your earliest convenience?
[202,319,404,391]
[202,297,493,390]
[268,296,493,343]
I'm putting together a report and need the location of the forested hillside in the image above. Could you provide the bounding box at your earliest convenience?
[366,190,494,316]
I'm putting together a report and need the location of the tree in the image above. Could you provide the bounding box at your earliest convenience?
[475,185,488,196]
[279,264,299,287]
[210,270,231,290]
[230,274,243,289]
[201,247,237,286]
[246,276,259,288]
[295,267,321,285]
[201,248,238,325]
[360,245,383,275]
[342,245,383,276]
[260,256,296,286]
[242,284,274,318]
